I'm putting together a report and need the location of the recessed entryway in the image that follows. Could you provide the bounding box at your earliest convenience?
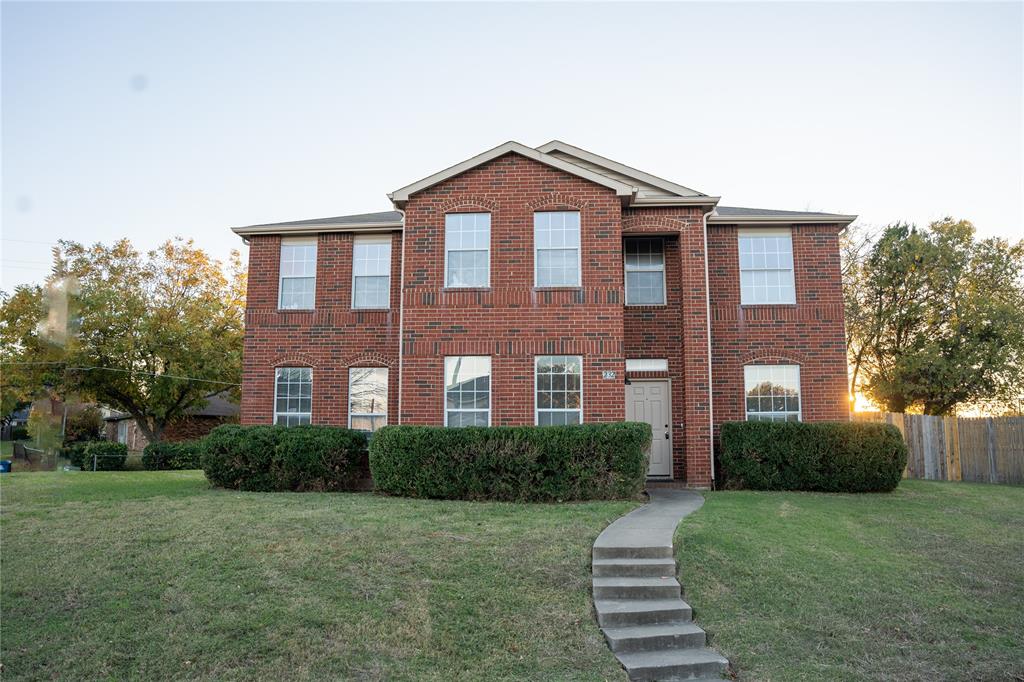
[625,380,672,477]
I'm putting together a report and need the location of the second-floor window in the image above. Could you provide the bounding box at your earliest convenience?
[352,235,391,309]
[738,229,795,304]
[445,213,490,287]
[624,238,666,305]
[279,238,317,310]
[535,211,581,287]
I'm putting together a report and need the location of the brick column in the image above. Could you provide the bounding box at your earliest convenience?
[679,219,713,488]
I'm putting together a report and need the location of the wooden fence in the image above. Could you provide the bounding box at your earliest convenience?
[852,412,1024,485]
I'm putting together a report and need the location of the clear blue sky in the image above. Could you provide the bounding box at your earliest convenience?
[3,1,1021,291]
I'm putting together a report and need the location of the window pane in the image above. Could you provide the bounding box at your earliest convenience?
[447,250,489,287]
[349,368,388,422]
[743,364,800,421]
[353,276,390,308]
[279,241,317,309]
[536,355,582,425]
[445,356,491,427]
[353,237,391,308]
[275,367,312,425]
[626,271,665,305]
[738,231,795,305]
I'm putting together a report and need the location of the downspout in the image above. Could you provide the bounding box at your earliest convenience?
[396,209,407,425]
[702,208,716,488]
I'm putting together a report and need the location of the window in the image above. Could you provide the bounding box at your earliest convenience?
[348,367,388,432]
[624,238,666,305]
[352,235,391,309]
[279,238,317,309]
[445,213,490,287]
[625,358,669,372]
[445,356,491,426]
[738,229,795,304]
[535,211,581,287]
[117,420,128,444]
[275,367,312,426]
[744,364,801,422]
[536,355,582,425]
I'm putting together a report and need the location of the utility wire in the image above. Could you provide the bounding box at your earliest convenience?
[0,361,240,387]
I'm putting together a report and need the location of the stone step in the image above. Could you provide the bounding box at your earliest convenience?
[593,544,673,561]
[592,557,677,578]
[616,647,729,681]
[594,598,692,628]
[602,622,707,653]
[593,576,681,600]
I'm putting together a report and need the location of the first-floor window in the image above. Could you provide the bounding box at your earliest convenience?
[744,364,801,422]
[117,420,128,444]
[275,367,312,426]
[349,367,388,432]
[445,356,491,426]
[536,355,582,425]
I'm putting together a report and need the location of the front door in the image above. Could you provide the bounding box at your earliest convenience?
[625,380,672,477]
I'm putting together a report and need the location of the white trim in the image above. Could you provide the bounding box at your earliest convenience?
[443,356,492,427]
[625,359,669,372]
[702,207,716,486]
[274,367,312,426]
[534,355,584,426]
[351,234,392,310]
[347,367,389,432]
[396,210,406,425]
[737,227,796,305]
[233,222,402,237]
[623,236,667,306]
[278,237,317,311]
[743,364,802,422]
[444,212,492,289]
[709,214,856,226]
[533,211,582,289]
[389,141,635,206]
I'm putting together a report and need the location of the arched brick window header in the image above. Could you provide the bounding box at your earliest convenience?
[439,196,498,214]
[741,350,806,366]
[526,193,589,211]
[272,353,318,368]
[343,352,396,368]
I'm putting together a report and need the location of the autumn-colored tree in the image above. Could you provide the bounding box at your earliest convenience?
[844,218,1024,415]
[3,237,246,443]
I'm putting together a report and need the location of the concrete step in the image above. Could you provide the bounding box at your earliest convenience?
[592,557,677,578]
[617,647,729,681]
[593,576,681,600]
[602,622,707,653]
[593,544,673,561]
[594,598,692,628]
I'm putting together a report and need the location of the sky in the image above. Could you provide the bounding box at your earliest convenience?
[2,1,1022,291]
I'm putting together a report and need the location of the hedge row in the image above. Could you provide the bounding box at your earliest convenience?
[367,422,650,502]
[200,424,368,492]
[142,441,202,471]
[719,421,907,492]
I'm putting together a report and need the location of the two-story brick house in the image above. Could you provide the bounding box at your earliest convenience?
[233,141,853,487]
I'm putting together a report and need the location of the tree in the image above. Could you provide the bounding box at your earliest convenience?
[0,285,64,418]
[5,237,245,443]
[844,218,1024,415]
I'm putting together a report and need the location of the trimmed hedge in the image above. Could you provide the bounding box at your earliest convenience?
[82,441,129,471]
[142,441,202,470]
[368,422,650,502]
[719,421,907,492]
[201,424,368,492]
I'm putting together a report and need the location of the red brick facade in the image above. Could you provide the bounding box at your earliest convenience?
[238,147,850,487]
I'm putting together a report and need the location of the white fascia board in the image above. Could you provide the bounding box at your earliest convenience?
[231,222,403,237]
[630,195,721,207]
[708,214,857,226]
[388,141,636,206]
[536,140,710,199]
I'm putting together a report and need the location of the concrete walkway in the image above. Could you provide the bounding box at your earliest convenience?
[592,489,729,681]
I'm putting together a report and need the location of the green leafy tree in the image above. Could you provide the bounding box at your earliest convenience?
[0,285,64,418]
[4,237,245,443]
[844,218,1024,415]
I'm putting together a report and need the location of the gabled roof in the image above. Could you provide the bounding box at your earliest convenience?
[710,206,857,226]
[232,210,403,237]
[388,141,637,207]
[535,140,716,205]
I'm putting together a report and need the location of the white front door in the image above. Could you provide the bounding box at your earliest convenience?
[625,380,672,477]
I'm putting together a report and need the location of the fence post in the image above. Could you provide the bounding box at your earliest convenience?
[92,452,97,472]
[986,417,998,484]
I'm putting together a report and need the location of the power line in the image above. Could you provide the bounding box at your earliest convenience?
[0,361,240,386]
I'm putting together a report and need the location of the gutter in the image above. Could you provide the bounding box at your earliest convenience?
[396,210,407,425]
[702,207,716,488]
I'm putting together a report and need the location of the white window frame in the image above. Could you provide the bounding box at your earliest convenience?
[743,364,802,422]
[348,367,388,432]
[351,234,392,309]
[444,213,491,288]
[738,228,796,305]
[534,211,581,288]
[534,355,584,426]
[278,237,317,310]
[624,237,667,306]
[274,367,313,426]
[117,420,128,444]
[444,356,492,427]
[625,358,669,373]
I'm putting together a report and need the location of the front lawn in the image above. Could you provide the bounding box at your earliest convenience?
[678,480,1024,681]
[1,471,636,681]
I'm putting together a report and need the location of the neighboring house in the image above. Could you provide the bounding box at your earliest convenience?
[105,393,240,450]
[232,140,853,487]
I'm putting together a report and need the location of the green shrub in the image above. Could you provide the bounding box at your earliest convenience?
[200,424,368,492]
[368,422,650,502]
[719,421,907,493]
[82,441,129,471]
[64,407,104,443]
[142,441,203,470]
[63,441,91,468]
[11,426,29,441]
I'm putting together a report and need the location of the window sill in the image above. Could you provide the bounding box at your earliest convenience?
[277,308,315,313]
[351,307,391,312]
[739,303,797,308]
[625,303,668,309]
[442,286,492,292]
[533,286,583,292]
